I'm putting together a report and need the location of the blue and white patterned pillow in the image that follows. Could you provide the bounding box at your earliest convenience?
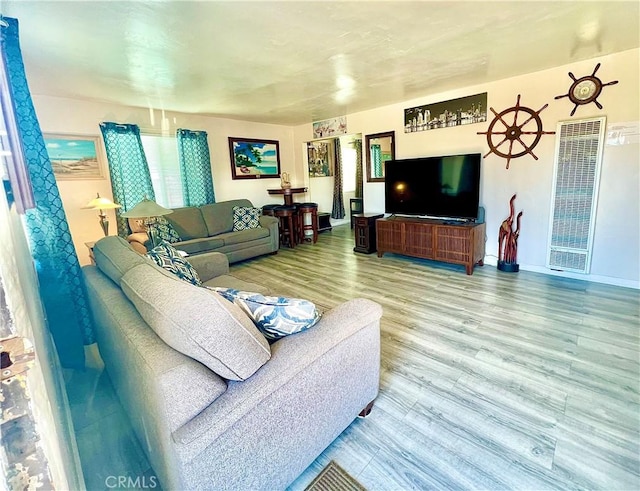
[208,287,321,340]
[145,242,202,286]
[155,217,181,244]
[232,206,261,231]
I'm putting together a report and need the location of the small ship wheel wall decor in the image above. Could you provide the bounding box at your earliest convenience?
[555,63,618,116]
[477,94,555,169]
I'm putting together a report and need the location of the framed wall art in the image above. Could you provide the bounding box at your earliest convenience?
[228,137,281,179]
[404,92,487,133]
[307,139,335,177]
[312,116,347,139]
[44,134,104,180]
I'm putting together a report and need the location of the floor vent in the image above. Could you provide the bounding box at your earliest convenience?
[547,117,606,273]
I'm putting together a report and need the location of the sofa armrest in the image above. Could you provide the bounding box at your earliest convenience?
[259,215,278,228]
[127,232,150,254]
[187,251,230,282]
[259,215,280,252]
[173,298,382,451]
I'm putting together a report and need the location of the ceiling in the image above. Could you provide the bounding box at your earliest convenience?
[3,1,639,125]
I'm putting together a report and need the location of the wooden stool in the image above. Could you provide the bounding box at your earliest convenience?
[261,204,280,216]
[274,205,297,248]
[297,202,319,244]
[292,203,303,244]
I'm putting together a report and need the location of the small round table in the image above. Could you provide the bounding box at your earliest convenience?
[267,187,308,206]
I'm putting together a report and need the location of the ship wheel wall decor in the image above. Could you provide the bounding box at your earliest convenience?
[477,94,555,169]
[555,63,618,116]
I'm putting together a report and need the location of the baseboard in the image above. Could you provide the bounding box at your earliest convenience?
[483,256,639,290]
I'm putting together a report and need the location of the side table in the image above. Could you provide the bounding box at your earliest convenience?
[85,241,96,265]
[267,187,308,206]
[318,212,332,233]
[353,213,384,254]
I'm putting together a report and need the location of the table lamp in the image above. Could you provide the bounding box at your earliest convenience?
[83,193,121,236]
[120,197,173,247]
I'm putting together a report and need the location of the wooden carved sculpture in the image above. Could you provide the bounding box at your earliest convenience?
[498,194,523,272]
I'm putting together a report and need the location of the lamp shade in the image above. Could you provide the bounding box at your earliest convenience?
[120,198,173,218]
[83,193,121,210]
[82,193,121,236]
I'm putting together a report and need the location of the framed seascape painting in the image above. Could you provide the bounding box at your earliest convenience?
[228,137,281,179]
[44,134,105,180]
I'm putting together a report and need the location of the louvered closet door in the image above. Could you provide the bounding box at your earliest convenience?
[547,117,606,273]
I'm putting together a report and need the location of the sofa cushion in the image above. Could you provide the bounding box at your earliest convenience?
[128,217,147,234]
[166,207,208,240]
[232,206,261,231]
[209,287,322,340]
[174,237,225,255]
[93,235,148,284]
[201,199,253,237]
[121,263,271,381]
[204,275,270,295]
[215,227,270,246]
[155,217,181,243]
[145,242,202,286]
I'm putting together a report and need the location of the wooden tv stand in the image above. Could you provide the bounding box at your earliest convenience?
[376,216,485,275]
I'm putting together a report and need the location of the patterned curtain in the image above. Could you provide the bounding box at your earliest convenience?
[2,17,93,368]
[176,128,215,206]
[331,138,345,219]
[354,138,363,199]
[100,122,155,237]
[372,144,382,178]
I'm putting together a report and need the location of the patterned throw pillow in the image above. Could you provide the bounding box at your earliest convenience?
[232,206,261,231]
[145,242,202,286]
[208,287,321,340]
[154,217,181,244]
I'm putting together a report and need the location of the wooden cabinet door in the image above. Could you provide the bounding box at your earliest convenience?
[377,219,403,253]
[434,226,472,264]
[404,222,434,258]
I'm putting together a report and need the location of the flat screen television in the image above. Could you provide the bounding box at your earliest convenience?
[385,153,481,220]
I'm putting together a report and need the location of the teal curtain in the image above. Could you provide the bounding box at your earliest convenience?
[176,128,215,206]
[100,122,155,237]
[354,138,363,199]
[372,144,382,178]
[2,17,93,368]
[331,138,345,219]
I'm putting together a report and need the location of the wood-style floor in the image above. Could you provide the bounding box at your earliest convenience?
[67,224,640,491]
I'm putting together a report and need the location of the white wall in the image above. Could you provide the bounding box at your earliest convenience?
[31,95,297,265]
[293,49,640,288]
[31,49,639,286]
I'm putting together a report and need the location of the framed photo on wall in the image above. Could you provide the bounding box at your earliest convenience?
[307,139,335,177]
[228,137,281,179]
[404,92,487,133]
[44,134,105,180]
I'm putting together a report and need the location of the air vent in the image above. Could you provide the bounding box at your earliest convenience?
[547,117,606,273]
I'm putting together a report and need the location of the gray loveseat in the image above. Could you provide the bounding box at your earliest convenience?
[82,236,382,490]
[127,199,279,263]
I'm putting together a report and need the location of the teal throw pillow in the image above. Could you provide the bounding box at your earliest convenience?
[208,287,321,340]
[232,206,261,231]
[154,217,181,244]
[145,241,201,286]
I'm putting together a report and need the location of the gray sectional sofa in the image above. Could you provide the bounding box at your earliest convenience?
[82,236,382,490]
[127,199,279,263]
